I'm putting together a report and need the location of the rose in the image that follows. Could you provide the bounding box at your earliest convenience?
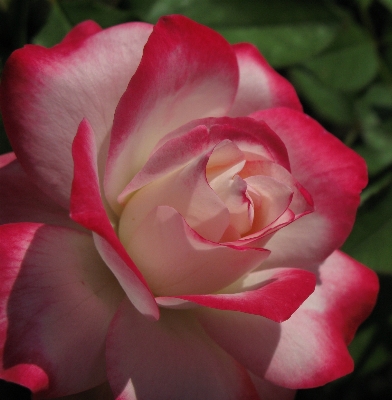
[0,15,378,400]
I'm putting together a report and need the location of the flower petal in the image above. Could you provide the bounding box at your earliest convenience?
[228,43,302,117]
[124,206,269,296]
[105,15,240,211]
[249,373,296,400]
[0,154,79,229]
[70,119,158,319]
[51,382,114,400]
[197,250,378,388]
[0,223,123,397]
[119,147,230,244]
[106,300,259,400]
[251,108,367,268]
[0,21,152,208]
[162,267,316,322]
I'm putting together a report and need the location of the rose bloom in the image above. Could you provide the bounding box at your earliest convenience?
[0,14,378,400]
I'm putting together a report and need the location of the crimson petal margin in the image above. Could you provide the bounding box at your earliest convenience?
[70,119,158,320]
[228,43,302,117]
[0,20,153,209]
[0,223,123,398]
[251,107,368,269]
[159,267,316,322]
[105,15,240,212]
[197,250,378,388]
[106,299,260,400]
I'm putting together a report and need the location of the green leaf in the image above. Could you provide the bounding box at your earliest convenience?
[33,1,71,47]
[132,0,339,68]
[133,0,338,26]
[302,23,379,92]
[355,0,374,9]
[360,172,392,204]
[354,84,392,175]
[218,23,338,68]
[59,0,136,28]
[343,183,392,273]
[289,67,354,124]
[379,0,392,12]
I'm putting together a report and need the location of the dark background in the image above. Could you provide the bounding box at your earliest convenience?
[1,0,392,399]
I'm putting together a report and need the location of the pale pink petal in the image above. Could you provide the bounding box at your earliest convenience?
[245,175,293,232]
[106,300,259,400]
[105,15,240,211]
[119,125,211,200]
[240,160,314,216]
[162,267,316,322]
[124,206,269,296]
[250,108,367,268]
[249,373,296,400]
[148,116,291,173]
[51,382,114,400]
[229,43,302,117]
[0,223,123,398]
[0,156,80,229]
[0,21,152,208]
[70,119,158,319]
[119,150,229,244]
[197,251,378,388]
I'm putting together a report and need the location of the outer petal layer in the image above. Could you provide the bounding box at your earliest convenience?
[229,43,302,117]
[197,250,378,388]
[0,223,123,398]
[251,108,367,269]
[106,300,259,400]
[105,15,239,210]
[249,373,296,400]
[70,119,158,320]
[159,267,316,322]
[0,20,152,208]
[0,153,78,230]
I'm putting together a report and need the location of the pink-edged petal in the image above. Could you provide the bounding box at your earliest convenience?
[0,155,80,229]
[60,20,102,44]
[106,299,259,400]
[120,115,290,202]
[245,175,293,232]
[152,116,290,170]
[70,119,158,320]
[162,267,316,322]
[105,15,240,210]
[225,209,296,250]
[119,149,229,244]
[0,152,16,167]
[228,43,302,117]
[249,373,296,400]
[208,118,290,170]
[240,160,314,216]
[123,206,269,296]
[52,382,114,400]
[197,250,378,388]
[250,108,367,268]
[0,20,153,208]
[119,125,211,199]
[0,223,123,398]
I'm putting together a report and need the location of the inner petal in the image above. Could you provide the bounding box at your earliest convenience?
[245,175,293,234]
[119,152,229,246]
[206,140,254,237]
